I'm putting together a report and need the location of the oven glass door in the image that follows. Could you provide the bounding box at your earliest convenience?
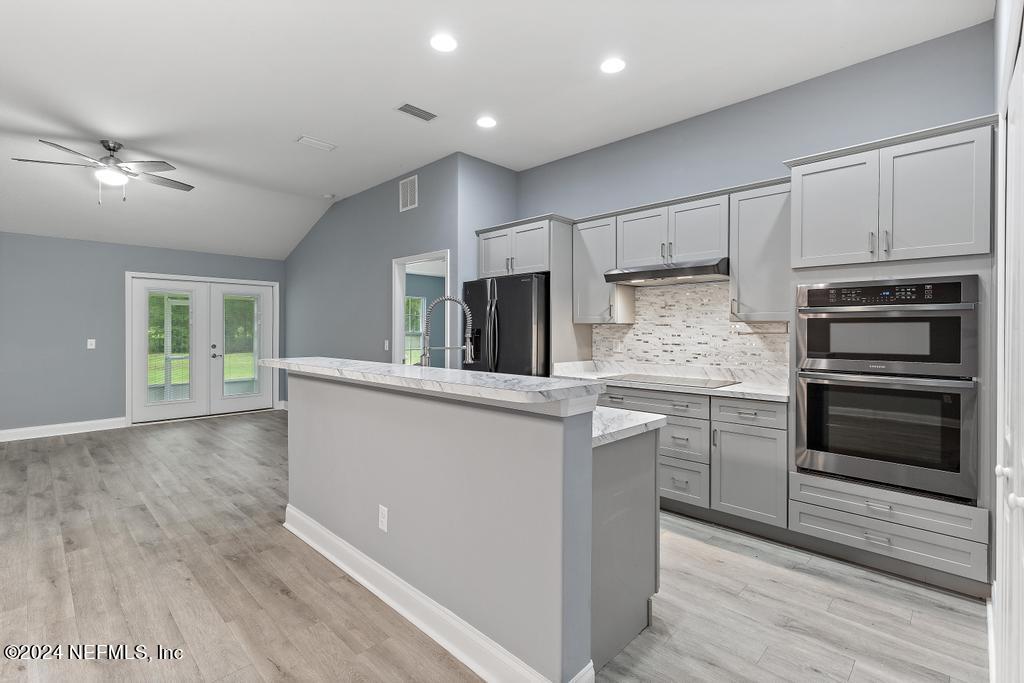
[797,372,978,499]
[799,308,976,376]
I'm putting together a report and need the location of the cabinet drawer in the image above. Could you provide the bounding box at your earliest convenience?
[603,388,710,419]
[659,458,709,509]
[711,396,787,429]
[659,416,709,464]
[789,501,988,582]
[789,472,989,543]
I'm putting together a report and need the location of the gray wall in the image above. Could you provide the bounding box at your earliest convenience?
[517,21,996,219]
[456,153,519,285]
[0,231,284,430]
[284,154,460,367]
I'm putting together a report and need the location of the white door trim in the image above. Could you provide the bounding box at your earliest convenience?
[124,272,281,424]
[391,250,452,368]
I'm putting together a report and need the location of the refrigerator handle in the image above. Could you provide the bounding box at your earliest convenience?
[490,300,499,372]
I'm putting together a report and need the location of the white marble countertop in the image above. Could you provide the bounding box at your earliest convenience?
[592,406,667,448]
[262,357,606,416]
[553,360,789,403]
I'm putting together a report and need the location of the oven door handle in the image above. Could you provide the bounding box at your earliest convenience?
[797,303,976,314]
[797,371,976,390]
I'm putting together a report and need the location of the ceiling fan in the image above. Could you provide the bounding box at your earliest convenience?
[12,139,194,201]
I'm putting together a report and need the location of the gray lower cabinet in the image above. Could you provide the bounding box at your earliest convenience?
[659,416,710,464]
[729,183,791,321]
[659,456,709,508]
[710,421,788,527]
[789,501,988,582]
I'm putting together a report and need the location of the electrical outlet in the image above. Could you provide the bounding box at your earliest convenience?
[378,504,388,533]
[86,338,97,350]
[613,340,625,353]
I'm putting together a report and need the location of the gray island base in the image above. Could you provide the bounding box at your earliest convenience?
[262,357,664,682]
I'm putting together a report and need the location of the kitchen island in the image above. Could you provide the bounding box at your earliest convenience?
[262,357,663,682]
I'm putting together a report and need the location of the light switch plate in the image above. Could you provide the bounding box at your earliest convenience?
[378,505,388,533]
[383,339,390,352]
[86,338,97,350]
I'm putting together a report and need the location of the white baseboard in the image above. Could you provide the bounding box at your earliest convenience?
[275,400,288,410]
[987,596,995,682]
[0,416,128,443]
[285,504,582,683]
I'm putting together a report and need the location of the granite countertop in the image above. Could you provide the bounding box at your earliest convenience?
[262,357,606,416]
[592,406,667,447]
[553,361,790,403]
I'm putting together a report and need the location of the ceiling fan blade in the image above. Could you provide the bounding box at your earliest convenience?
[37,139,104,166]
[11,158,93,167]
[135,172,194,192]
[118,160,175,173]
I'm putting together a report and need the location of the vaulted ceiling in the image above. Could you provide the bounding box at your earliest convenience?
[0,0,994,259]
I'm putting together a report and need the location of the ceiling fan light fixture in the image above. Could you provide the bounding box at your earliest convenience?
[94,167,129,186]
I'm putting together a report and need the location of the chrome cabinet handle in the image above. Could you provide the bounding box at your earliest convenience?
[671,434,690,442]
[660,242,666,259]
[884,230,892,254]
[864,500,893,513]
[510,256,515,271]
[995,465,1014,478]
[868,231,876,254]
[504,257,509,273]
[863,531,892,545]
[668,241,673,259]
[671,476,690,491]
[712,429,718,447]
[608,395,624,402]
[737,409,758,417]
[672,403,692,409]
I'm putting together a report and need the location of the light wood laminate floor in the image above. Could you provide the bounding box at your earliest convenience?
[0,411,988,682]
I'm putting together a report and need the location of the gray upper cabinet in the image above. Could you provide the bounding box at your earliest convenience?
[479,229,512,278]
[668,196,729,262]
[616,207,669,268]
[729,183,791,321]
[791,150,880,268]
[573,218,635,324]
[510,221,551,274]
[710,421,788,528]
[879,127,992,262]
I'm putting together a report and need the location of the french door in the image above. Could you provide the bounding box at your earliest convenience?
[129,276,275,423]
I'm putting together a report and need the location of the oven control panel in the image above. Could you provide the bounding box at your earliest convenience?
[806,281,963,307]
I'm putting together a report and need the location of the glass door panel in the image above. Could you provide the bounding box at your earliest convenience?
[147,291,193,403]
[222,295,259,396]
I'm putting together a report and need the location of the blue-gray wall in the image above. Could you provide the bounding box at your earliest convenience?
[456,153,518,285]
[404,274,445,367]
[0,231,284,430]
[284,154,460,368]
[517,21,996,219]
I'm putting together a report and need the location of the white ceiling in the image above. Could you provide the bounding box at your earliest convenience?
[0,0,994,259]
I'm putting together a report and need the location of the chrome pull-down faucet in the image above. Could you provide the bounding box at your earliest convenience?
[420,296,474,366]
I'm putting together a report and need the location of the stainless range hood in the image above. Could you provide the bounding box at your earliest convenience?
[604,257,729,286]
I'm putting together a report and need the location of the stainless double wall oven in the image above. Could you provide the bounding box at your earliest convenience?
[796,275,979,501]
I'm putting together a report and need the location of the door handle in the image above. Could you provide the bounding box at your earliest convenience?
[864,500,893,513]
[995,465,1014,478]
[712,429,718,447]
[510,256,515,272]
[671,434,690,442]
[211,353,222,359]
[671,476,690,491]
[660,242,666,259]
[863,531,892,545]
[505,257,510,273]
[668,241,673,259]
[868,231,876,255]
[884,230,892,254]
[737,409,759,417]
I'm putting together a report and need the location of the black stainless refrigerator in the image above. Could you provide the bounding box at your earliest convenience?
[462,273,549,376]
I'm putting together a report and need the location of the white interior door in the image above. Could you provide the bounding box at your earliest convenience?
[209,283,274,414]
[131,278,211,422]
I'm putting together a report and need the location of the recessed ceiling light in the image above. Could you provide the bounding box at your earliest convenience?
[476,115,497,129]
[94,167,129,186]
[600,57,626,74]
[430,33,458,52]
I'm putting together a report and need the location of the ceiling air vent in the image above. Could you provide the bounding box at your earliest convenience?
[397,103,437,122]
[295,135,337,151]
[399,175,418,212]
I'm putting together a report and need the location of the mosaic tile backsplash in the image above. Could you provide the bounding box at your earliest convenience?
[592,282,789,368]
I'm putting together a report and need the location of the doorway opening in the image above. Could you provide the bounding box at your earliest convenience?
[125,273,279,424]
[391,250,451,367]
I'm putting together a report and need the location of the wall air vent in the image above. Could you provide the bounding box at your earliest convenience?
[397,103,437,122]
[399,175,418,212]
[296,135,337,151]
